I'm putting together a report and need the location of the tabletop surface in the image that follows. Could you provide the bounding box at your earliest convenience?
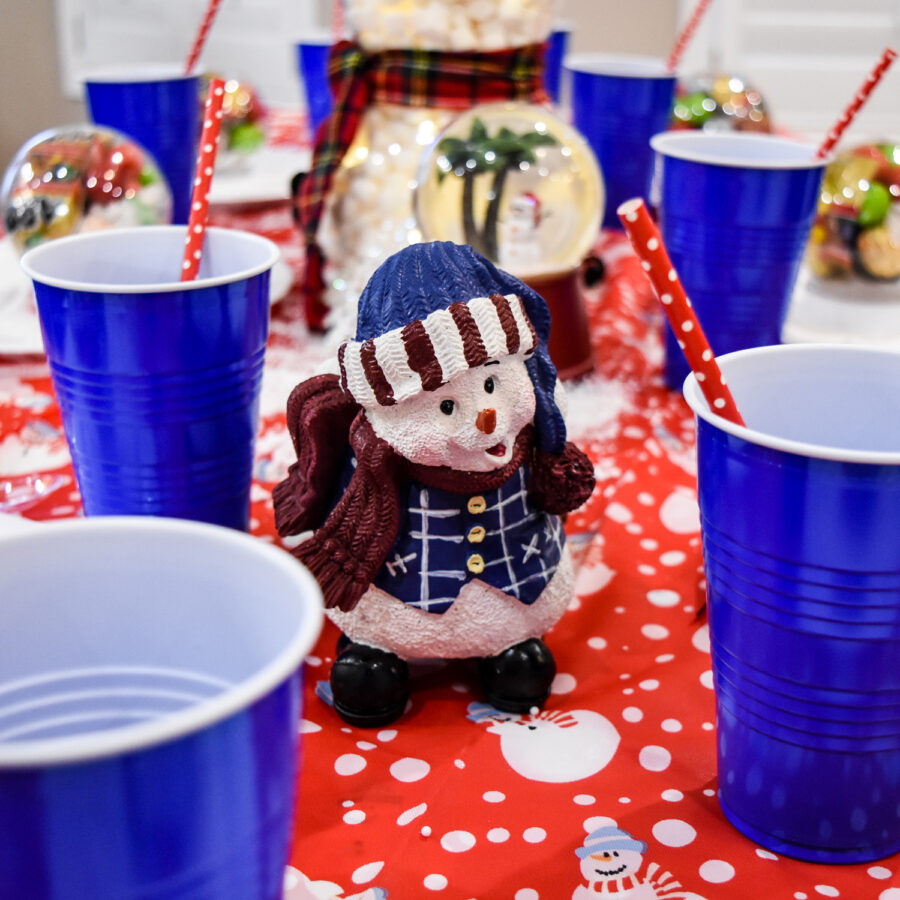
[2,115,899,900]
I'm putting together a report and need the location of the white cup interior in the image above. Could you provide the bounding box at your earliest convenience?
[83,64,197,85]
[651,131,826,169]
[563,52,672,79]
[19,226,280,293]
[0,517,322,765]
[684,344,900,462]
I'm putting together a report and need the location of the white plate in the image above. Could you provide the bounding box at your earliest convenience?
[0,239,294,357]
[208,148,311,206]
[269,258,294,304]
[0,238,42,356]
[782,265,900,348]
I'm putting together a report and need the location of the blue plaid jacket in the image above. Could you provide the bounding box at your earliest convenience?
[372,466,565,614]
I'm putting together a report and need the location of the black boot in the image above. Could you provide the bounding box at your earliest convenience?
[478,638,556,713]
[330,641,409,728]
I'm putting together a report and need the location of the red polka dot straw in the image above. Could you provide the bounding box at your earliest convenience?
[181,77,225,283]
[816,47,896,159]
[617,198,746,427]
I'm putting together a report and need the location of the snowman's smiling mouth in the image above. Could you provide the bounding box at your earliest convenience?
[594,864,628,877]
[485,442,507,457]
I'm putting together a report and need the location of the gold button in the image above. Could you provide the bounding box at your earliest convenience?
[467,553,485,575]
[467,495,487,514]
[467,525,486,544]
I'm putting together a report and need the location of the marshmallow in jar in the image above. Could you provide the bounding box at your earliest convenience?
[319,0,554,309]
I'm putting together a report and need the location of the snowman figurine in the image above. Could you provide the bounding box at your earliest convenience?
[274,241,595,727]
[499,191,544,271]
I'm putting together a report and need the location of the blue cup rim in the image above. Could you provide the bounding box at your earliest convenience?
[563,52,673,79]
[0,516,323,768]
[83,64,198,86]
[651,131,830,170]
[684,344,900,465]
[295,28,339,47]
[20,226,280,294]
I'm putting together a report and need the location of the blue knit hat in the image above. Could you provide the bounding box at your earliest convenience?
[338,242,566,453]
[576,825,648,859]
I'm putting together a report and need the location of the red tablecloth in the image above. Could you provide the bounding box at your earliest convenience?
[2,124,900,900]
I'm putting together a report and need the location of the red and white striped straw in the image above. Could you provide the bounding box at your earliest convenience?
[181,78,225,282]
[816,47,897,159]
[666,0,715,72]
[617,198,745,426]
[331,0,345,39]
[184,0,224,75]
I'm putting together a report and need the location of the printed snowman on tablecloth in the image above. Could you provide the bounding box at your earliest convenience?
[468,701,621,783]
[274,241,595,726]
[573,825,693,899]
[572,823,707,900]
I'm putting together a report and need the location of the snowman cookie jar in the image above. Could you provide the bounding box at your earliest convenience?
[297,0,553,330]
[274,242,595,726]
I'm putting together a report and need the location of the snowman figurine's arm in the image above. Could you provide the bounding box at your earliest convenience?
[273,374,358,536]
[529,439,595,515]
[291,413,403,611]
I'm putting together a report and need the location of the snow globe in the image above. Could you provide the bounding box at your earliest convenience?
[782,142,900,346]
[414,101,604,378]
[2,125,171,256]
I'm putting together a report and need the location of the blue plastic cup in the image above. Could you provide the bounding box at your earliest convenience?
[0,514,322,899]
[543,22,571,105]
[685,343,900,864]
[20,226,278,531]
[566,53,676,230]
[652,132,827,390]
[84,67,200,224]
[295,31,334,137]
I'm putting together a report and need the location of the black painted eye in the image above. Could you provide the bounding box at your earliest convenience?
[440,399,455,415]
[484,376,494,394]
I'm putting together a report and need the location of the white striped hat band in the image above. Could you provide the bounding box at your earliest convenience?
[338,293,538,407]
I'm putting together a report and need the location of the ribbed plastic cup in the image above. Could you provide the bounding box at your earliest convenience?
[295,31,334,137]
[84,67,200,224]
[0,515,323,899]
[566,54,676,230]
[685,343,900,863]
[653,132,827,389]
[20,226,278,531]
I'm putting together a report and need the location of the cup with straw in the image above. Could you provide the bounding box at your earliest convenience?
[20,79,280,531]
[620,195,900,864]
[648,46,896,389]
[82,0,225,225]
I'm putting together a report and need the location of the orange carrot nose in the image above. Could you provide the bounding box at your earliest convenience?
[476,408,496,434]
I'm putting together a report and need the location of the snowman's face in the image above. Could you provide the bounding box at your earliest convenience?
[366,356,536,472]
[579,847,644,883]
